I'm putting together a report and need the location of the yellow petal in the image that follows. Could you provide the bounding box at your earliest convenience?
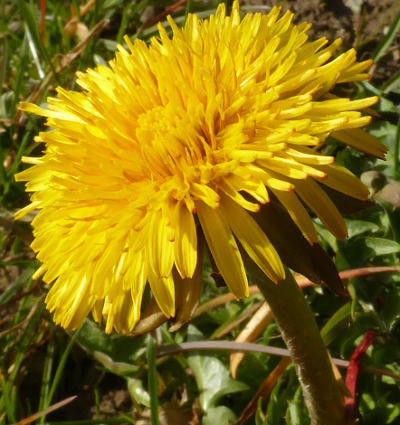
[148,211,174,278]
[46,272,95,330]
[314,163,370,200]
[147,268,175,318]
[18,101,85,123]
[311,96,378,113]
[332,128,387,158]
[220,180,260,212]
[174,203,198,278]
[172,240,203,330]
[191,183,220,208]
[285,146,334,165]
[103,290,141,334]
[14,201,41,220]
[259,169,295,191]
[272,188,319,243]
[220,195,285,284]
[196,201,249,298]
[293,178,348,240]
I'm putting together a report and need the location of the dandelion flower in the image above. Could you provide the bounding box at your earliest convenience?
[16,1,386,333]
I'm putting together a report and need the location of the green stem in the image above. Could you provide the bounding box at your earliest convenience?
[394,114,400,181]
[147,336,161,425]
[251,266,345,425]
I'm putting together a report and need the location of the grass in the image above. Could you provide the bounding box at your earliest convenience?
[1,1,400,424]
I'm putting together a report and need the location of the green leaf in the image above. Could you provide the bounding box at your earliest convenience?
[359,393,400,424]
[201,406,236,425]
[75,319,146,376]
[387,404,400,424]
[380,286,400,332]
[340,237,400,266]
[188,354,248,411]
[344,219,380,239]
[364,237,400,256]
[287,388,309,425]
[92,351,138,376]
[186,326,248,411]
[320,303,351,346]
[255,398,267,425]
[127,378,150,408]
[267,371,297,425]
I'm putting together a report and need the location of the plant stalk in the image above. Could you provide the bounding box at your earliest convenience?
[252,266,345,425]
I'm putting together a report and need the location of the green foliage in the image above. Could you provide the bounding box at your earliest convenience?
[187,325,248,412]
[1,1,400,424]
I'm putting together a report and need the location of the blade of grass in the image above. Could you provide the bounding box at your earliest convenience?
[372,12,400,64]
[41,418,133,425]
[0,267,35,305]
[25,22,45,79]
[0,375,17,424]
[4,298,46,423]
[147,336,161,425]
[0,35,8,90]
[41,327,83,422]
[17,0,60,83]
[13,395,77,425]
[381,69,400,94]
[7,298,45,384]
[394,114,400,181]
[116,4,131,44]
[184,0,193,19]
[0,295,43,338]
[9,36,28,118]
[38,334,56,424]
[5,121,34,196]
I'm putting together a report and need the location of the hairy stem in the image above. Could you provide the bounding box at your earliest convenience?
[253,266,345,425]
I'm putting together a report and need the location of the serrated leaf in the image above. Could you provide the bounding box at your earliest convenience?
[186,326,248,411]
[188,354,248,411]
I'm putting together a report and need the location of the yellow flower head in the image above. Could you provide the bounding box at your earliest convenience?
[16,1,386,333]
